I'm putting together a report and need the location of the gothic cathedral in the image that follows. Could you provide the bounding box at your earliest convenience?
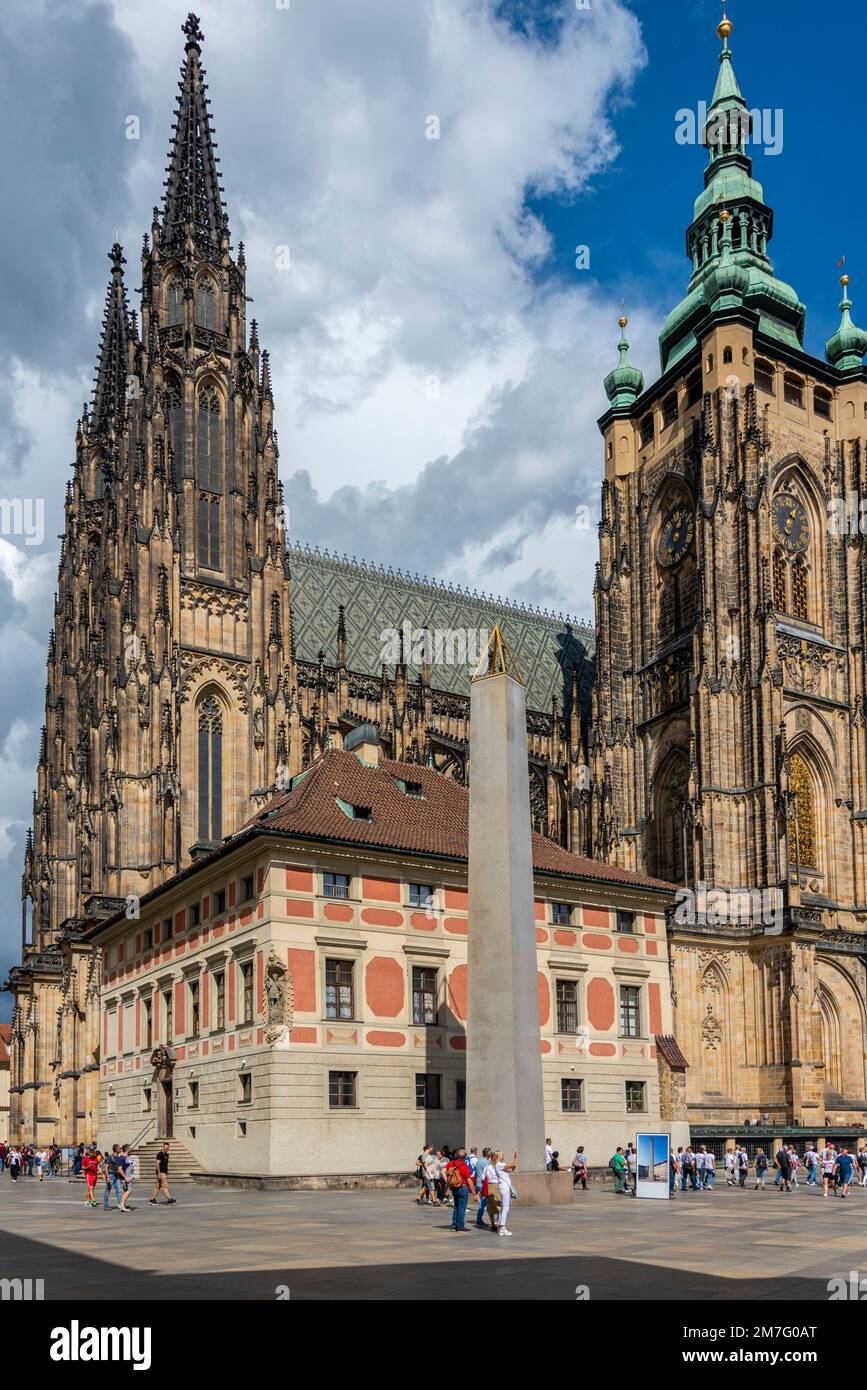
[592,16,867,1127]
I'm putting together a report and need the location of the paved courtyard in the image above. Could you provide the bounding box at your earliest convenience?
[1,1176,864,1300]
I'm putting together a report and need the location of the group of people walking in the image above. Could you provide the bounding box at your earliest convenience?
[671,1142,867,1196]
[2,1138,177,1208]
[415,1145,519,1236]
[0,1142,62,1178]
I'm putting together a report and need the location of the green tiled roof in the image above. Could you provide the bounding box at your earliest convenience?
[288,544,595,716]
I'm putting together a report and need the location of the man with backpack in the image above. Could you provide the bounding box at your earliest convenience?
[609,1147,628,1193]
[102,1144,125,1210]
[444,1147,476,1231]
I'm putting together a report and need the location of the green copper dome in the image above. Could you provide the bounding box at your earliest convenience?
[825,278,867,371]
[604,318,644,410]
[659,16,806,371]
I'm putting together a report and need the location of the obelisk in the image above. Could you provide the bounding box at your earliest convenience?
[466,626,548,1185]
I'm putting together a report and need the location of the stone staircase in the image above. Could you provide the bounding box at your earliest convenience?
[133,1137,204,1184]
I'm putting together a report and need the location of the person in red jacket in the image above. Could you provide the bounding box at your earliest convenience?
[444,1148,476,1232]
[82,1147,100,1207]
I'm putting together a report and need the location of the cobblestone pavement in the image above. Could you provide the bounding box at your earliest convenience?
[0,1174,862,1299]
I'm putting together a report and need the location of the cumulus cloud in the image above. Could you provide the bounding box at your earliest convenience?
[0,0,655,1007]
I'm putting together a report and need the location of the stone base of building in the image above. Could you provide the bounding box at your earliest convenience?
[512,1170,576,1205]
[192,1171,420,1191]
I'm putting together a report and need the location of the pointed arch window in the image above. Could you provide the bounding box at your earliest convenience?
[196,278,217,331]
[654,752,689,885]
[167,278,184,326]
[166,381,184,476]
[93,455,106,501]
[197,386,221,491]
[772,549,787,612]
[197,696,223,844]
[197,495,220,569]
[791,557,809,622]
[788,752,817,869]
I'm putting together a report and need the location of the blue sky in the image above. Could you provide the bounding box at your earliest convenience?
[0,0,861,1016]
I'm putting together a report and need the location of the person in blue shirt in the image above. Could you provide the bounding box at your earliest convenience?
[835,1148,856,1198]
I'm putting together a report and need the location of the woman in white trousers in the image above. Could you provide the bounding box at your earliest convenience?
[492,1150,519,1237]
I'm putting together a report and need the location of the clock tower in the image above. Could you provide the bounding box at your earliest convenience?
[591,13,867,1130]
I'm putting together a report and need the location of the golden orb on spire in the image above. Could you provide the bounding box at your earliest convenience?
[619,314,628,330]
[719,208,731,223]
[841,274,850,289]
[717,3,732,42]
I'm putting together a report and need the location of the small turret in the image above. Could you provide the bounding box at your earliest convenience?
[825,274,867,371]
[603,314,644,411]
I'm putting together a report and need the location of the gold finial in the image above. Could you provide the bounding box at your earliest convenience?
[719,208,731,223]
[841,274,850,289]
[717,3,732,42]
[619,314,628,330]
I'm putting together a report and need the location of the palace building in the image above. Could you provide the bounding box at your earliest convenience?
[5,10,867,1162]
[592,15,867,1131]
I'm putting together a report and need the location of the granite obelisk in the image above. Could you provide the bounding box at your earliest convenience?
[466,626,547,1179]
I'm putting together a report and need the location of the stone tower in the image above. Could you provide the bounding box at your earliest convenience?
[591,15,867,1128]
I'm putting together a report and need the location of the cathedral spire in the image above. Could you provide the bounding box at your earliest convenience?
[603,312,643,411]
[659,6,805,371]
[161,13,226,253]
[91,244,130,428]
[825,273,867,371]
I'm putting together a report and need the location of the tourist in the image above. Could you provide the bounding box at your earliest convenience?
[704,1147,716,1189]
[0,1141,6,1171]
[415,1144,436,1205]
[737,1146,748,1188]
[73,1142,85,1178]
[475,1148,494,1227]
[83,1146,100,1206]
[858,1148,867,1186]
[610,1146,628,1194]
[432,1149,449,1206]
[34,1147,45,1182]
[669,1147,680,1196]
[491,1149,519,1237]
[625,1144,637,1193]
[754,1148,769,1189]
[835,1148,855,1199]
[119,1144,136,1211]
[444,1147,476,1232]
[482,1152,501,1230]
[804,1144,819,1185]
[149,1141,176,1205]
[821,1142,837,1198]
[8,1147,20,1182]
[572,1145,588,1191]
[789,1147,800,1187]
[545,1137,554,1170]
[102,1144,125,1210]
[695,1146,707,1190]
[774,1143,792,1193]
[550,1150,561,1173]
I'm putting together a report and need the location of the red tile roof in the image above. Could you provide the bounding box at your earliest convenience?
[655,1033,688,1070]
[241,750,675,894]
[0,1024,11,1063]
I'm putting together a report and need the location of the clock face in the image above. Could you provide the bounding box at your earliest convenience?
[658,507,695,567]
[772,493,810,554]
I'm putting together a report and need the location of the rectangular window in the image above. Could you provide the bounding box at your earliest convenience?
[411,966,438,1025]
[616,911,635,934]
[189,980,200,1038]
[189,1081,199,1110]
[625,1079,647,1114]
[325,959,354,1020]
[164,918,173,940]
[556,978,579,1034]
[197,495,221,569]
[329,1070,357,1109]
[240,874,254,902]
[324,872,351,900]
[619,985,642,1038]
[814,390,832,419]
[240,961,254,1024]
[408,883,434,909]
[215,889,226,915]
[662,394,678,428]
[415,1073,442,1109]
[214,972,225,1030]
[455,1079,466,1111]
[551,902,570,926]
[640,415,654,448]
[144,996,153,1049]
[163,990,173,1042]
[784,376,804,408]
[143,928,153,952]
[755,362,775,394]
[190,902,201,928]
[561,1077,584,1113]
